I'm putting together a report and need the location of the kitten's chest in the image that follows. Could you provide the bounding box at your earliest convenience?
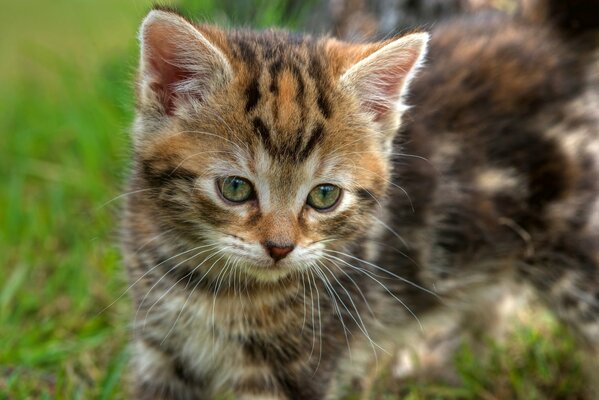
[158,294,253,389]
[159,287,306,382]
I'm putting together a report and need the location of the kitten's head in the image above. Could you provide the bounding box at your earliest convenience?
[132,9,427,282]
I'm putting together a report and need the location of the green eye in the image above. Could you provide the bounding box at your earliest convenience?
[218,176,254,203]
[307,184,341,211]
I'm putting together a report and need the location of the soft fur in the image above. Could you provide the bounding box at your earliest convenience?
[121,4,599,399]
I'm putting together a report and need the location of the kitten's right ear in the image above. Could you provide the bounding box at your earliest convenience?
[338,32,428,138]
[138,10,232,116]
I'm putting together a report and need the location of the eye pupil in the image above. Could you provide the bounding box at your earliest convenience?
[219,176,254,203]
[307,184,341,211]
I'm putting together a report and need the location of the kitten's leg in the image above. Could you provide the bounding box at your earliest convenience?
[130,338,212,400]
[519,236,599,395]
[230,362,334,400]
[229,336,344,400]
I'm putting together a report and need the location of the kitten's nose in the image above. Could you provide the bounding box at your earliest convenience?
[263,241,295,261]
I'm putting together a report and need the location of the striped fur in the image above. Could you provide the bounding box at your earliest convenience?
[122,5,599,398]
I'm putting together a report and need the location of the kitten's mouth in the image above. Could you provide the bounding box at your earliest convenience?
[233,257,303,282]
[243,264,295,282]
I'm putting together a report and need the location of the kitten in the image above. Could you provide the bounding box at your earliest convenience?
[121,4,599,399]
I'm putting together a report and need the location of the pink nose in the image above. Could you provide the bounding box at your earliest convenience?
[263,241,294,261]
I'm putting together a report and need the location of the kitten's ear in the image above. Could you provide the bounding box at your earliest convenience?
[138,10,232,116]
[340,32,429,134]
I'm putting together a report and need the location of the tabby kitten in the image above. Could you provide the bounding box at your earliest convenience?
[122,5,599,399]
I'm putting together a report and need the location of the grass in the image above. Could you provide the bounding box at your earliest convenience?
[368,309,586,400]
[0,0,588,398]
[0,1,143,397]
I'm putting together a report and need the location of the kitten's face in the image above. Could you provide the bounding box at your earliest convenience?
[133,10,427,281]
[138,90,387,280]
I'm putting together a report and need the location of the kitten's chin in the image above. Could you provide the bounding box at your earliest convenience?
[240,261,301,283]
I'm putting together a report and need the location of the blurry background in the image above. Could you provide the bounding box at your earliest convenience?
[0,0,586,398]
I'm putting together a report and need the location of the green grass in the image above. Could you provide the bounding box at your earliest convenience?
[370,310,586,400]
[0,1,587,398]
[0,1,144,397]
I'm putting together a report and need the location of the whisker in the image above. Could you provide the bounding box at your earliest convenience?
[169,150,232,176]
[97,188,155,210]
[344,150,433,166]
[300,272,308,335]
[308,269,323,373]
[136,244,220,322]
[351,164,415,211]
[133,228,176,255]
[323,258,376,319]
[99,243,215,316]
[211,255,232,330]
[316,261,388,357]
[167,129,247,156]
[195,107,249,152]
[160,250,226,344]
[323,249,440,300]
[357,184,383,209]
[322,254,424,332]
[304,269,316,363]
[372,216,409,249]
[141,247,223,329]
[312,264,354,362]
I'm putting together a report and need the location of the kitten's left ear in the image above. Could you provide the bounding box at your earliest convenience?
[340,32,429,135]
[137,10,233,117]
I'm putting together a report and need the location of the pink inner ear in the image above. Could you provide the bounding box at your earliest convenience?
[148,68,191,116]
[362,48,421,121]
[144,23,201,115]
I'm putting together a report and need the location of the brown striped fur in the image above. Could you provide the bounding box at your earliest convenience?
[121,4,599,398]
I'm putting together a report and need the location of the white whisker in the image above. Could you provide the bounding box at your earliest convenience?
[312,264,354,362]
[97,188,155,210]
[100,243,215,316]
[322,254,424,332]
[324,249,440,300]
[159,249,227,344]
[141,247,223,329]
[372,216,409,248]
[136,244,220,322]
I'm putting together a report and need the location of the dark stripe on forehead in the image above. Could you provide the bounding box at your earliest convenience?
[317,91,332,119]
[298,124,325,161]
[269,59,283,93]
[252,117,274,153]
[290,64,305,99]
[290,64,308,142]
[245,79,261,112]
[308,54,332,119]
[291,128,304,159]
[234,38,257,64]
[251,116,327,161]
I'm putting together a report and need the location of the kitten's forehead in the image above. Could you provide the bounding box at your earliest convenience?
[223,31,335,161]
[246,138,352,203]
[166,27,390,203]
[172,27,390,168]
